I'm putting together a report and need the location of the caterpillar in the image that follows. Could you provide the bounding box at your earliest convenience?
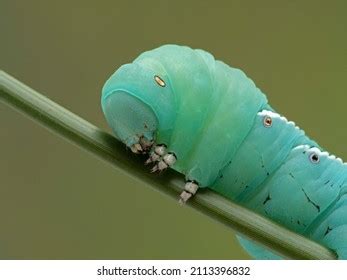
[101,44,347,260]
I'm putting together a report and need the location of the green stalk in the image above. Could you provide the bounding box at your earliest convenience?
[0,70,337,260]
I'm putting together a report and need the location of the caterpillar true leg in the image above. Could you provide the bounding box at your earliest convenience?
[179,180,199,204]
[130,143,143,154]
[129,135,153,154]
[130,136,143,154]
[139,136,154,152]
[150,152,176,173]
[145,144,167,165]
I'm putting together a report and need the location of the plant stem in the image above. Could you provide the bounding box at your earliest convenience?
[0,70,337,260]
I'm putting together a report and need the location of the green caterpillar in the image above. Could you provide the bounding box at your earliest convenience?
[101,44,347,259]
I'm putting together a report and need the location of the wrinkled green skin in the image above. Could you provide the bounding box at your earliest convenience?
[101,45,347,259]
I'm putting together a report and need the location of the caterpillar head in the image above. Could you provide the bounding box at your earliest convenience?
[101,62,176,148]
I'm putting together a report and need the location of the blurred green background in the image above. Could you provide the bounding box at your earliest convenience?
[0,0,346,259]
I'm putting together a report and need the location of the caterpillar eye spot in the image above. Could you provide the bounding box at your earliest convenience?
[154,75,166,87]
[263,116,272,127]
[309,153,320,164]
